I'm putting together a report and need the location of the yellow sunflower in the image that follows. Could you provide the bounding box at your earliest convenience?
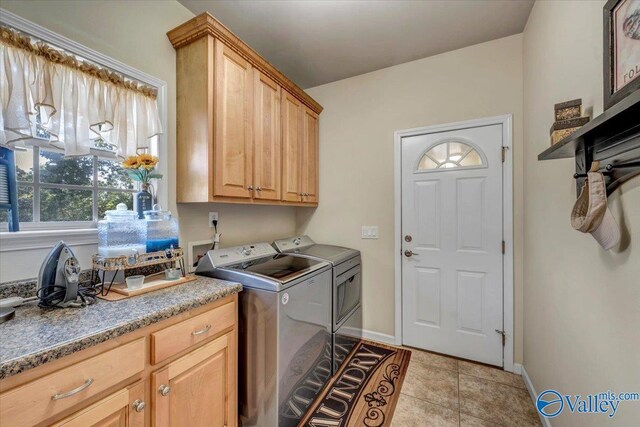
[122,156,140,169]
[137,153,158,170]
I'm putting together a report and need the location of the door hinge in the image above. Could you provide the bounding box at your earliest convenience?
[501,240,505,254]
[495,329,506,346]
[501,146,507,163]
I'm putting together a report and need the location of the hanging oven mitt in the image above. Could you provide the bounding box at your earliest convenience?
[570,161,620,250]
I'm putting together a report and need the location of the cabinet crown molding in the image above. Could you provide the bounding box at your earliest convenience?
[167,12,323,114]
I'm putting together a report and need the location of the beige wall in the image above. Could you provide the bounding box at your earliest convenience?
[301,34,524,362]
[523,1,640,425]
[0,1,297,281]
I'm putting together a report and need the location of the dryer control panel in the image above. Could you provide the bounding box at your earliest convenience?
[272,235,316,252]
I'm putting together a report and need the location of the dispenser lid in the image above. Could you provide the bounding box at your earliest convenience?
[104,203,138,221]
[144,204,171,221]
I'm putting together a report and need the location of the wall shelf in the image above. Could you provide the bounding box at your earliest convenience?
[538,90,640,195]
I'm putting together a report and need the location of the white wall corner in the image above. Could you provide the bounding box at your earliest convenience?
[521,365,552,427]
[361,329,397,346]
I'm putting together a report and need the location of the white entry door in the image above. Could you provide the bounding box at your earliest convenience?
[401,124,504,366]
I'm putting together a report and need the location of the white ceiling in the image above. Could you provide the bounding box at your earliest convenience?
[178,0,534,89]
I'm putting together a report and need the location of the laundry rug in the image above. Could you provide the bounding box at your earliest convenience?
[298,340,412,427]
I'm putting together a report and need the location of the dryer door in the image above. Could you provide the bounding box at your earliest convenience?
[334,265,362,330]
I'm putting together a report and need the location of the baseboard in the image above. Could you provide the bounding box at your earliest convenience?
[513,363,523,375]
[361,329,396,345]
[521,365,552,427]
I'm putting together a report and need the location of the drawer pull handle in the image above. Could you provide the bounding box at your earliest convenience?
[192,324,212,336]
[51,378,94,400]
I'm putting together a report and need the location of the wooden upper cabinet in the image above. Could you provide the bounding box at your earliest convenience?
[253,70,281,201]
[301,107,319,204]
[214,41,253,199]
[168,13,322,206]
[281,91,303,202]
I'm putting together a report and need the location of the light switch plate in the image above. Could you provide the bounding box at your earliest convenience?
[361,226,379,239]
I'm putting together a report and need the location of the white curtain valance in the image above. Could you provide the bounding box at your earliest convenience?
[0,27,162,158]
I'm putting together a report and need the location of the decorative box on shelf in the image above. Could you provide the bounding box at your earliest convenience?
[91,247,194,300]
[550,117,591,145]
[550,99,590,146]
[554,98,583,121]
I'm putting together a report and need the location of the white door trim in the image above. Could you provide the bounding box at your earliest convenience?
[394,114,514,372]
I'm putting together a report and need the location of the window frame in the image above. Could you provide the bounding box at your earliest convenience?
[414,138,488,173]
[0,9,168,248]
[4,145,138,231]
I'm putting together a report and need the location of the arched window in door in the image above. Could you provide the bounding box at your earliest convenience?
[417,140,487,171]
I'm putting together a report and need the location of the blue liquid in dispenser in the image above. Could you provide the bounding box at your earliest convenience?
[147,237,180,253]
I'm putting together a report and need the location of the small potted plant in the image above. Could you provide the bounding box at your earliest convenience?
[122,153,163,219]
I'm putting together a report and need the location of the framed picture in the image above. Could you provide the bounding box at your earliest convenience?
[604,0,640,109]
[187,239,213,273]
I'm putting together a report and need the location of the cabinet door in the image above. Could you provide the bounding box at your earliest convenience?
[152,333,236,427]
[301,107,319,204]
[51,381,145,427]
[214,40,253,199]
[253,70,281,201]
[281,91,303,202]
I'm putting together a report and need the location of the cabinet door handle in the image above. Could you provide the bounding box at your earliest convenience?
[132,399,146,412]
[159,384,171,396]
[256,187,262,192]
[192,324,211,336]
[247,185,254,191]
[51,378,94,400]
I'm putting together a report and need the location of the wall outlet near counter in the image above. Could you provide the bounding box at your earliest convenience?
[361,226,379,239]
[208,212,218,227]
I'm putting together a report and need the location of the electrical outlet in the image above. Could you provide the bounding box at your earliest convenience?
[209,212,218,227]
[361,226,379,239]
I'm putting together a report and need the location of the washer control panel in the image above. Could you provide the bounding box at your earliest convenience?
[208,242,277,267]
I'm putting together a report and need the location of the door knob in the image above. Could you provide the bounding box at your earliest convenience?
[404,235,412,242]
[159,385,171,396]
[404,250,413,257]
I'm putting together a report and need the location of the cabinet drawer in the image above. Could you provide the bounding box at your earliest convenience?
[151,301,235,364]
[51,381,145,427]
[0,338,145,427]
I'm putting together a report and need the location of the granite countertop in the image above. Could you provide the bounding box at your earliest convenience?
[0,276,242,379]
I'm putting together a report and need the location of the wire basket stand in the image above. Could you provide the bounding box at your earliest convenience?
[91,247,186,296]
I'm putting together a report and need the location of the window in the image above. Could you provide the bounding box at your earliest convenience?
[0,145,136,229]
[417,140,486,171]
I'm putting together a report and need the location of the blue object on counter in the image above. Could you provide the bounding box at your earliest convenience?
[0,147,20,232]
[147,238,179,253]
[144,205,179,253]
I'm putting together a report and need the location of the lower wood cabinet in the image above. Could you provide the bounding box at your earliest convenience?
[0,295,238,427]
[152,332,236,427]
[51,381,145,427]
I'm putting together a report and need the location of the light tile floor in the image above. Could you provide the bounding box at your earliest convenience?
[391,347,541,427]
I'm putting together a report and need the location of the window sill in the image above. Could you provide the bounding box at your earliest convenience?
[0,228,98,252]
